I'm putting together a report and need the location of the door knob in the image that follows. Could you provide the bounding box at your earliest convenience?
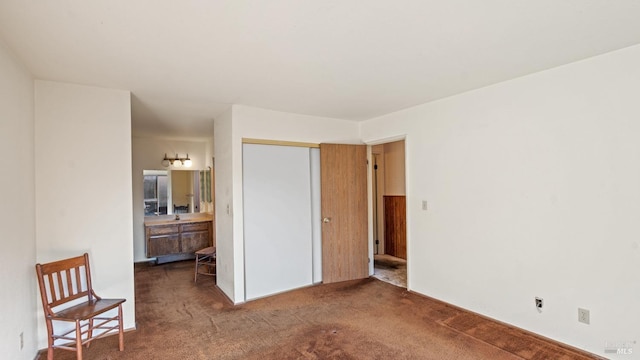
[322,217,331,223]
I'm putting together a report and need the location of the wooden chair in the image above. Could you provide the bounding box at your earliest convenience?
[174,204,189,213]
[35,253,126,360]
[194,246,216,282]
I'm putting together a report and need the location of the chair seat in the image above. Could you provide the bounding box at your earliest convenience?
[195,246,215,256]
[53,298,126,321]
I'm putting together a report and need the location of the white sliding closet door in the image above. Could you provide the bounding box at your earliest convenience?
[243,143,318,301]
[310,148,322,284]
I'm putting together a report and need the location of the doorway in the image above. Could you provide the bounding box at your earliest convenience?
[371,140,407,288]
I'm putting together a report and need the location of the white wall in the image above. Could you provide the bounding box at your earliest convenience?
[34,81,135,348]
[131,136,210,262]
[214,104,361,303]
[213,108,234,299]
[360,44,640,358]
[383,141,405,195]
[0,40,37,360]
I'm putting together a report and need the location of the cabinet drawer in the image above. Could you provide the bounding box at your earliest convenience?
[147,235,180,257]
[181,231,210,253]
[147,224,179,236]
[181,222,209,232]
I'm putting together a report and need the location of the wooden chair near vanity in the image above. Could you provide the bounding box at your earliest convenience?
[194,246,216,282]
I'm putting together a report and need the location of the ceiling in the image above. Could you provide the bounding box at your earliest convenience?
[2,1,640,139]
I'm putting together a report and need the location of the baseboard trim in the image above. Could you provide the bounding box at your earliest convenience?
[407,290,606,360]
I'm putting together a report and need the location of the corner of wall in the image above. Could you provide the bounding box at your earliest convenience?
[0,37,38,359]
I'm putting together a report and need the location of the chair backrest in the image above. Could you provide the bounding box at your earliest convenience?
[174,204,189,213]
[35,253,95,316]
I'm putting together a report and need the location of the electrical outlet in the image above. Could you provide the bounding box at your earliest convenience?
[578,308,590,324]
[535,297,543,311]
[19,332,23,350]
[422,200,428,211]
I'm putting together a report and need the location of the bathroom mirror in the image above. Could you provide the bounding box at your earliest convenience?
[143,169,212,216]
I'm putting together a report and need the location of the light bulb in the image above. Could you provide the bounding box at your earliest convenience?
[184,155,192,167]
[161,153,171,167]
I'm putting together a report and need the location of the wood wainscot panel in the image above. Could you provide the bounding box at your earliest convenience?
[384,195,406,259]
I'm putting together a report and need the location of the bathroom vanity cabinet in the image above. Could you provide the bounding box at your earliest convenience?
[145,217,213,264]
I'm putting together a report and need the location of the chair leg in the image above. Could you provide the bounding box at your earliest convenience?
[75,321,82,360]
[118,305,124,351]
[46,320,54,360]
[86,318,93,348]
[194,255,199,282]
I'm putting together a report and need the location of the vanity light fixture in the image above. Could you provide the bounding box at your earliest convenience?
[161,153,192,168]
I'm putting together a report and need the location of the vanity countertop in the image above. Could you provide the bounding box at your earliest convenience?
[144,214,213,226]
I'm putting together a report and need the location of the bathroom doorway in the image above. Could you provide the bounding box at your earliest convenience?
[371,140,407,288]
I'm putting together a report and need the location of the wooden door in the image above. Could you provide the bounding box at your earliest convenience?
[321,144,368,283]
